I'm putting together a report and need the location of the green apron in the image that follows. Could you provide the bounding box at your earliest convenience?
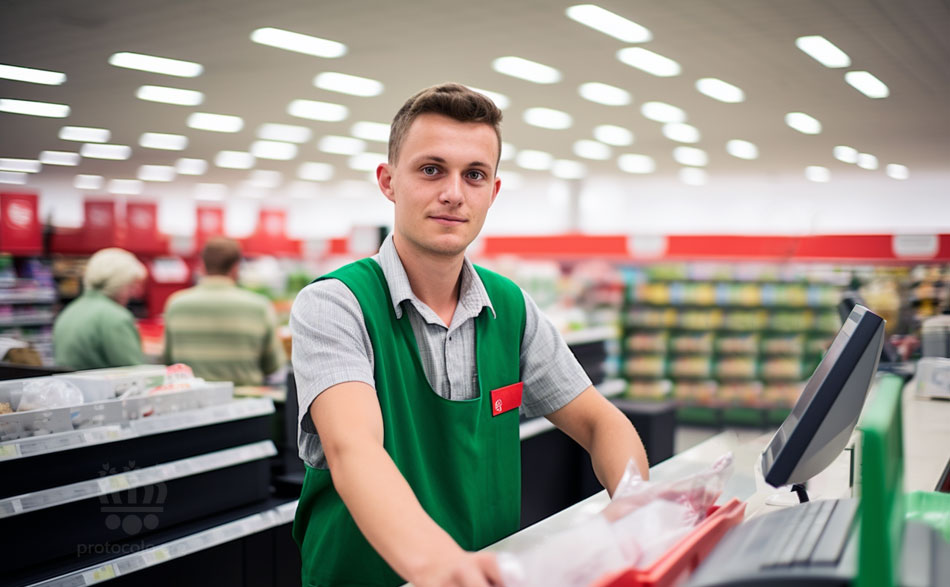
[293,259,526,586]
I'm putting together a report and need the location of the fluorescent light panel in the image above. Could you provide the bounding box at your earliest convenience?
[351,121,390,142]
[318,135,366,155]
[673,146,708,167]
[795,36,851,68]
[662,123,700,143]
[39,151,80,166]
[188,112,244,133]
[886,164,909,180]
[314,72,383,97]
[257,123,312,144]
[250,27,346,58]
[573,140,612,160]
[616,47,681,77]
[215,151,255,169]
[108,52,203,77]
[833,145,858,163]
[139,132,188,150]
[857,153,878,170]
[679,167,707,186]
[618,153,655,174]
[0,64,66,85]
[108,179,144,195]
[80,143,132,160]
[785,112,822,134]
[251,140,298,160]
[523,107,573,130]
[695,78,745,103]
[176,158,208,175]
[74,175,103,190]
[0,172,27,185]
[641,101,686,124]
[565,4,651,42]
[726,139,758,160]
[468,87,510,110]
[348,152,385,172]
[805,166,831,182]
[136,85,204,106]
[298,162,334,182]
[515,149,554,170]
[0,98,69,117]
[552,159,587,180]
[491,56,562,84]
[578,82,631,106]
[248,169,282,188]
[844,71,889,98]
[500,143,517,161]
[138,165,176,182]
[0,158,41,173]
[594,125,633,147]
[60,126,110,143]
[288,99,348,122]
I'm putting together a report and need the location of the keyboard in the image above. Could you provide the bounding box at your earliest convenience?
[687,498,859,587]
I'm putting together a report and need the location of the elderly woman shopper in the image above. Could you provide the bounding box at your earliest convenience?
[53,247,148,369]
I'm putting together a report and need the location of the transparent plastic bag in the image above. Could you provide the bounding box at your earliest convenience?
[16,378,84,412]
[498,453,733,587]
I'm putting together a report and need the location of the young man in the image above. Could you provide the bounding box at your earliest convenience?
[163,236,285,385]
[291,83,649,587]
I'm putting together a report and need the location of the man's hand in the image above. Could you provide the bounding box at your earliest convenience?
[412,550,502,587]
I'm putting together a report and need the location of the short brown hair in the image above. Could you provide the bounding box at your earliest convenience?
[202,236,242,275]
[388,83,503,167]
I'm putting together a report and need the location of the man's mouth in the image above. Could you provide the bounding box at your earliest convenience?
[430,215,467,225]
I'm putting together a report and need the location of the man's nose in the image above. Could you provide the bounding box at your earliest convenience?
[439,174,464,206]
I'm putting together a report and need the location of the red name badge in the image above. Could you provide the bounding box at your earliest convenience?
[490,382,523,416]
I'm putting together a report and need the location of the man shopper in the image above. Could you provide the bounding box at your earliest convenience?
[163,236,285,385]
[290,83,649,587]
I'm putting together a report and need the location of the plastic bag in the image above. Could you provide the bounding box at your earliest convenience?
[498,453,733,587]
[16,378,84,412]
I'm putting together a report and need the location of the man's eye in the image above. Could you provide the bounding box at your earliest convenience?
[466,170,485,180]
[422,166,439,176]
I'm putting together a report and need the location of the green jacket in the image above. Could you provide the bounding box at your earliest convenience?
[53,290,144,370]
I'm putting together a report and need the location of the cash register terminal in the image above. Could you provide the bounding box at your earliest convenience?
[687,305,950,586]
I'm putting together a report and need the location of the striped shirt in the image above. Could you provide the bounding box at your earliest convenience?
[291,234,591,468]
[163,276,285,385]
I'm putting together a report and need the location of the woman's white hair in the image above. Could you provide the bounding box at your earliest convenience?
[83,248,147,299]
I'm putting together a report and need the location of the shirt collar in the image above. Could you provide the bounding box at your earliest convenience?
[373,233,495,321]
[197,275,236,288]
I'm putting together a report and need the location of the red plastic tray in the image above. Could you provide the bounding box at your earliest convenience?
[591,498,747,587]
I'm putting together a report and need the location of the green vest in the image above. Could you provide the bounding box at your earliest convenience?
[293,259,526,586]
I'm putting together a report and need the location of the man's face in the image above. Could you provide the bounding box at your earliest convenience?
[378,113,501,259]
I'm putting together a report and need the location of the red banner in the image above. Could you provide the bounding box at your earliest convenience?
[84,199,117,252]
[0,192,42,255]
[195,205,225,251]
[125,201,162,254]
[244,208,299,256]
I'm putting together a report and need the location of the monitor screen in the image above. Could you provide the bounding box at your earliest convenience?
[838,291,901,364]
[761,304,885,487]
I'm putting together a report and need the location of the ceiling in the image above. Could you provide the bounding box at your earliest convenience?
[1,0,949,200]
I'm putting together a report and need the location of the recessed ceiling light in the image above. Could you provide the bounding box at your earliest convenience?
[257,123,312,143]
[618,153,655,174]
[176,158,207,175]
[0,158,41,173]
[135,85,203,106]
[795,35,851,68]
[108,52,203,77]
[251,140,298,161]
[565,4,651,42]
[856,153,878,170]
[491,56,562,84]
[108,179,144,195]
[298,162,334,182]
[60,126,110,143]
[885,164,909,180]
[250,27,346,58]
[516,150,554,170]
[679,167,707,186]
[573,140,612,160]
[725,139,759,160]
[318,135,366,155]
[695,78,745,103]
[80,143,132,160]
[578,82,632,106]
[833,145,858,163]
[351,121,390,142]
[594,125,634,146]
[468,87,510,109]
[0,64,66,85]
[0,171,27,185]
[139,132,188,150]
[248,169,282,188]
[215,151,255,169]
[673,146,708,167]
[138,165,176,182]
[784,112,822,134]
[288,99,348,122]
[187,112,244,133]
[500,142,517,161]
[552,159,587,180]
[662,123,701,143]
[523,107,573,130]
[0,98,69,117]
[348,152,386,172]
[314,72,383,97]
[805,165,831,182]
[616,47,681,77]
[195,183,227,201]
[640,101,686,123]
[39,151,80,166]
[74,174,103,190]
[844,71,889,98]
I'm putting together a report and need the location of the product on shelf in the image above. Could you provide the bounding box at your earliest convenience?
[625,379,672,401]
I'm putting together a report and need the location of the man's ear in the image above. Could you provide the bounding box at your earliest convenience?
[378,163,396,203]
[489,175,501,207]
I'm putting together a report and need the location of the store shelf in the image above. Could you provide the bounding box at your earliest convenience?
[0,288,57,304]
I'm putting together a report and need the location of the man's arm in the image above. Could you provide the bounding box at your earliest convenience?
[546,386,650,494]
[311,382,501,586]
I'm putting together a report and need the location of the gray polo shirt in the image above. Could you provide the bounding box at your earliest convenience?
[290,234,591,468]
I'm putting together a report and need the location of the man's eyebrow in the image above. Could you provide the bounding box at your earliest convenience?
[415,155,492,169]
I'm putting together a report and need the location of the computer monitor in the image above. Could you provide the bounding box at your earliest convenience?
[761,304,885,490]
[837,291,901,364]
